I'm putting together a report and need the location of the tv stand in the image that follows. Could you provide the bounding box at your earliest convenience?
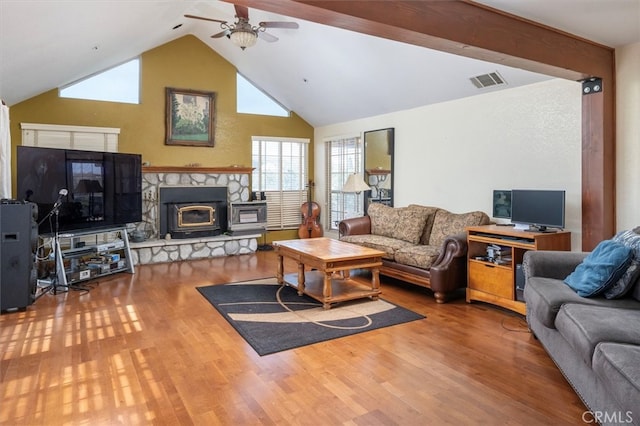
[53,227,134,287]
[466,225,571,315]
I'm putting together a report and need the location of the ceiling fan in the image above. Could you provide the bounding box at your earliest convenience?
[185,4,299,50]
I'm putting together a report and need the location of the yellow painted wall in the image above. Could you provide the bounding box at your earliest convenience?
[9,35,314,241]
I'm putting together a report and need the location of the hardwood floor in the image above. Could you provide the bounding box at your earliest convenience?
[1,251,587,425]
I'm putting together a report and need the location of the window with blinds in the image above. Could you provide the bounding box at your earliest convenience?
[20,123,120,152]
[326,135,364,230]
[252,136,310,230]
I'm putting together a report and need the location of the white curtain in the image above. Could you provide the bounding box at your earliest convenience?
[0,102,11,199]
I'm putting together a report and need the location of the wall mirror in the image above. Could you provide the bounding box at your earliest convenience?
[364,128,394,211]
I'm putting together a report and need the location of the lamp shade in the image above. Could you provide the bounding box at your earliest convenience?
[230,30,258,50]
[75,179,103,193]
[342,174,371,193]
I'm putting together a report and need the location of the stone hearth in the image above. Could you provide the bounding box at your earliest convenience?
[129,234,259,265]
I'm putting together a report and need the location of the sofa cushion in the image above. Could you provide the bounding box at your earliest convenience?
[428,209,490,247]
[394,245,441,270]
[407,205,439,245]
[524,277,640,329]
[368,203,429,245]
[525,277,587,328]
[554,304,640,368]
[592,342,640,417]
[564,239,633,297]
[605,259,640,299]
[339,234,414,260]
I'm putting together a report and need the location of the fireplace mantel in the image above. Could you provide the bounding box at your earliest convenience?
[142,166,254,174]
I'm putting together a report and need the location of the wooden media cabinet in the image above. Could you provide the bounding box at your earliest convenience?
[466,225,571,315]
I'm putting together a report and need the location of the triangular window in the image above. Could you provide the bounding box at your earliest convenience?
[237,73,289,117]
[60,58,140,104]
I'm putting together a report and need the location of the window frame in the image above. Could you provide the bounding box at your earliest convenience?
[251,136,310,230]
[325,135,365,231]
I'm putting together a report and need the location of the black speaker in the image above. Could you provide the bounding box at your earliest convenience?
[515,263,526,302]
[0,202,36,312]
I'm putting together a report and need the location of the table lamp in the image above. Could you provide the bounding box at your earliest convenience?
[341,173,371,193]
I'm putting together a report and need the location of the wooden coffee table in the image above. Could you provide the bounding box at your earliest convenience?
[273,237,385,309]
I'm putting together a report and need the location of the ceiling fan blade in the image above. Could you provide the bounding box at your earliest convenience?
[258,31,278,43]
[211,30,229,39]
[184,14,227,24]
[234,4,249,20]
[259,21,299,29]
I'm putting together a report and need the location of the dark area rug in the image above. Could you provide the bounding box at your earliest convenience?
[197,278,425,356]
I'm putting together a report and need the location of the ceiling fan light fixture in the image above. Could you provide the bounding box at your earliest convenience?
[230,29,258,50]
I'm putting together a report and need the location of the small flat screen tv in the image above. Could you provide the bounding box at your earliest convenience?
[17,146,142,235]
[510,189,565,232]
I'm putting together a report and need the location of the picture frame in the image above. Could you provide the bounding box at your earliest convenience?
[165,87,216,147]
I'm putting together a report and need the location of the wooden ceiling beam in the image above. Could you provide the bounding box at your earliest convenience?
[229,0,613,80]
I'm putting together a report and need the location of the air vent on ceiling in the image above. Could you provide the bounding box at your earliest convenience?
[470,71,507,89]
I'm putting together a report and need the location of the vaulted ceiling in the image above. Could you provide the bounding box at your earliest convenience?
[1,1,638,127]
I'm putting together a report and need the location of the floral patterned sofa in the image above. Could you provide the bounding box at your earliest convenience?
[339,203,490,303]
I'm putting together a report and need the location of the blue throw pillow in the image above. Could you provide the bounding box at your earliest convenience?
[564,240,633,297]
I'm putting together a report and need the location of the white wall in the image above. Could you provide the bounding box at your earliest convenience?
[616,41,640,231]
[315,79,583,249]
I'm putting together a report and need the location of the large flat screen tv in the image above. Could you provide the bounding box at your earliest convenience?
[510,189,565,232]
[17,146,142,235]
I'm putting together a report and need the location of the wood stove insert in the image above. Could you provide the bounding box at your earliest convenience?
[159,186,227,239]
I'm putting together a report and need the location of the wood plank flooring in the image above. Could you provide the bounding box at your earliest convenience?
[1,251,587,425]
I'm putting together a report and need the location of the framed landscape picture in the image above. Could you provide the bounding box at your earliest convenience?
[165,87,216,146]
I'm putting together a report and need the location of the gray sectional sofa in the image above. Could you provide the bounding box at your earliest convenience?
[523,250,640,425]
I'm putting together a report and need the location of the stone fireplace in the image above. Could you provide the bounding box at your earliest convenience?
[135,166,252,240]
[129,166,260,265]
